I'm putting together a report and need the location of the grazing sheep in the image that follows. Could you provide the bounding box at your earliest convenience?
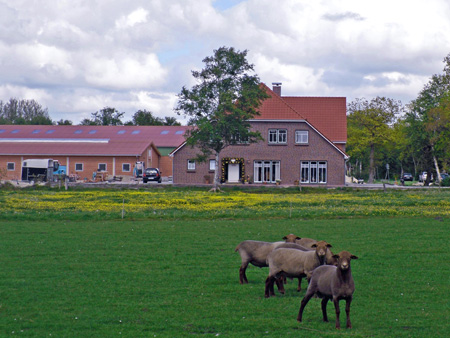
[294,237,318,249]
[264,241,332,298]
[297,251,358,329]
[235,234,301,284]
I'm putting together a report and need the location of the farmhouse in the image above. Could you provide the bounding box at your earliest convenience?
[171,83,349,187]
[0,125,189,181]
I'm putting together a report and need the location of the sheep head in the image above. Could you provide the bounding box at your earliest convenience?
[283,234,301,242]
[332,251,358,271]
[311,241,332,261]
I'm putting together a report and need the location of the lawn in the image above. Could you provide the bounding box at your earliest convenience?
[0,186,449,337]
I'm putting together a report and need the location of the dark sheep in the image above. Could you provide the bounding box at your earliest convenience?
[297,251,358,329]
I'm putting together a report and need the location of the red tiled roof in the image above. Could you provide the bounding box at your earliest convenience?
[255,84,305,120]
[0,125,190,156]
[255,84,347,143]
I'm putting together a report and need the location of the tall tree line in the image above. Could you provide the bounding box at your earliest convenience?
[0,98,53,125]
[347,52,450,184]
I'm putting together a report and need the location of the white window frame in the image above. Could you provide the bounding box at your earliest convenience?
[301,161,327,184]
[98,163,107,172]
[268,129,287,144]
[7,162,15,171]
[75,163,83,172]
[253,160,280,183]
[188,160,196,171]
[209,159,216,171]
[122,163,131,172]
[295,130,309,144]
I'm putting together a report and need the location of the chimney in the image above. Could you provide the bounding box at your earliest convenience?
[272,82,282,96]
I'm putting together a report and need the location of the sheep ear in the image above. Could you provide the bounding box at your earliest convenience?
[351,255,359,260]
[311,244,317,248]
[326,243,332,248]
[296,236,301,240]
[332,254,339,259]
[282,236,287,240]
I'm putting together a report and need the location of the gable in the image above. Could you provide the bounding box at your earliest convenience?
[253,84,347,144]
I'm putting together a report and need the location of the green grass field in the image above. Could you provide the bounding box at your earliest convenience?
[0,187,449,337]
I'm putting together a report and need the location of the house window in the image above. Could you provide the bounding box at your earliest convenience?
[209,159,216,171]
[98,163,107,171]
[301,161,327,184]
[318,161,327,183]
[254,161,280,183]
[188,160,196,171]
[122,163,131,172]
[295,130,309,144]
[7,162,15,171]
[75,163,83,172]
[268,129,287,144]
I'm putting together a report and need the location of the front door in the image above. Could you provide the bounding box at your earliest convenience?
[228,164,240,182]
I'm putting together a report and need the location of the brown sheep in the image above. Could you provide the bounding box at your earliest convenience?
[295,237,318,249]
[264,241,332,298]
[297,251,358,329]
[280,239,338,292]
[235,234,301,284]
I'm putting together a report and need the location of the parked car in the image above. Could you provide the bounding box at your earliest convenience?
[143,168,162,183]
[440,172,449,180]
[419,171,433,183]
[401,173,413,181]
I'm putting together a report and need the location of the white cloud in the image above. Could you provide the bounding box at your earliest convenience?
[115,8,149,29]
[1,0,450,123]
[84,53,167,90]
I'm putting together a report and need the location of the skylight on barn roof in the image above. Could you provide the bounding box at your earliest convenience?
[74,130,83,134]
[46,130,55,134]
[88,130,97,134]
[11,129,19,134]
[32,129,41,134]
[117,130,126,134]
[175,130,184,135]
[131,130,140,134]
[161,130,169,134]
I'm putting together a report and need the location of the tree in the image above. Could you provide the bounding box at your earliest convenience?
[163,116,181,126]
[79,107,124,126]
[175,46,269,190]
[405,53,450,184]
[347,97,404,183]
[56,119,73,125]
[0,98,52,125]
[130,109,163,126]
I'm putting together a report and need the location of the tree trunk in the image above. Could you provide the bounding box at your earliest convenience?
[368,144,375,183]
[433,154,441,183]
[212,153,221,192]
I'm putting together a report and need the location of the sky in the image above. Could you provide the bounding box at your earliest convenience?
[1,0,450,125]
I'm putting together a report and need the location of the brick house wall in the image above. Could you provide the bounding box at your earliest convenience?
[172,120,347,187]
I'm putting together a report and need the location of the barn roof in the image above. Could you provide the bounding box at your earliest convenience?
[0,125,189,156]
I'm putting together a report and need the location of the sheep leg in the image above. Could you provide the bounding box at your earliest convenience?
[297,291,314,322]
[275,277,285,294]
[239,264,249,284]
[265,276,276,298]
[345,297,352,329]
[321,298,329,322]
[333,298,341,329]
[297,277,303,292]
